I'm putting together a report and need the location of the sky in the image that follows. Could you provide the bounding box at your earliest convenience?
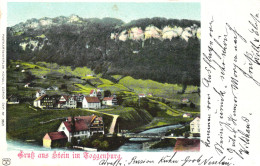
[7,2,200,27]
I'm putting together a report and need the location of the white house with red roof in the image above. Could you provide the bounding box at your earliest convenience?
[102,97,114,106]
[89,89,97,97]
[102,96,117,106]
[57,115,104,142]
[138,94,146,98]
[82,97,101,109]
[183,113,191,118]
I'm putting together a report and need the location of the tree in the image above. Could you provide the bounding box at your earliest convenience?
[92,139,101,148]
[104,90,111,97]
[100,141,109,150]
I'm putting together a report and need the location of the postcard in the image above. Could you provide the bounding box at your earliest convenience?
[0,0,259,166]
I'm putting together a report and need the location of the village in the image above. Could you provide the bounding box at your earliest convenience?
[7,61,200,151]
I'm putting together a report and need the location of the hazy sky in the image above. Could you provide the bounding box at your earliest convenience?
[8,2,200,27]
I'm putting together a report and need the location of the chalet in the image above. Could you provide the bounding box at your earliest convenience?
[138,94,146,98]
[7,95,19,104]
[57,115,104,142]
[24,83,30,88]
[57,95,77,108]
[190,117,200,133]
[33,94,55,109]
[66,96,77,108]
[82,97,101,109]
[36,89,46,98]
[89,89,97,97]
[173,138,200,152]
[43,131,67,148]
[183,113,191,118]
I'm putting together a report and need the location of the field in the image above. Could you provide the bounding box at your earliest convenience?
[7,60,200,144]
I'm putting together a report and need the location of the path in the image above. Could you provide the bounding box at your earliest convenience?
[83,109,119,134]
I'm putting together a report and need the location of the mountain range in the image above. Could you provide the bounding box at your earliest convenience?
[7,15,201,86]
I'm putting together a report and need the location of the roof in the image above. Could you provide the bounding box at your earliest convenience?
[64,115,101,132]
[90,89,96,94]
[174,138,200,152]
[103,97,114,101]
[61,95,69,101]
[35,94,47,101]
[139,94,145,96]
[85,97,100,103]
[183,113,191,116]
[191,117,200,124]
[47,131,67,140]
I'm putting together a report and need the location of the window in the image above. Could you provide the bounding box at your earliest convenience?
[62,127,65,130]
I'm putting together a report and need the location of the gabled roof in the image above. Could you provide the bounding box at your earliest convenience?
[174,138,200,152]
[90,89,96,94]
[47,131,67,140]
[63,115,101,132]
[103,97,114,101]
[191,117,200,123]
[85,97,100,103]
[35,94,47,101]
[60,95,70,101]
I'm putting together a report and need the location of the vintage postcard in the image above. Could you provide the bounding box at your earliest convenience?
[0,0,259,166]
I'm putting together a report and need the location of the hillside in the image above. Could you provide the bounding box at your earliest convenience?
[7,15,200,86]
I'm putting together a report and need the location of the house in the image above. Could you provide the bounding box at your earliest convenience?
[102,97,114,106]
[97,91,103,100]
[41,75,47,79]
[89,89,97,97]
[33,94,55,109]
[24,83,30,88]
[97,88,103,92]
[16,65,20,68]
[181,98,190,103]
[147,93,153,97]
[65,96,77,108]
[47,86,59,91]
[173,138,200,152]
[43,131,67,148]
[75,94,85,108]
[57,115,104,142]
[57,95,77,108]
[21,70,25,72]
[183,113,191,118]
[112,95,118,105]
[36,89,46,98]
[190,117,200,133]
[138,94,146,98]
[7,95,19,104]
[82,97,101,109]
